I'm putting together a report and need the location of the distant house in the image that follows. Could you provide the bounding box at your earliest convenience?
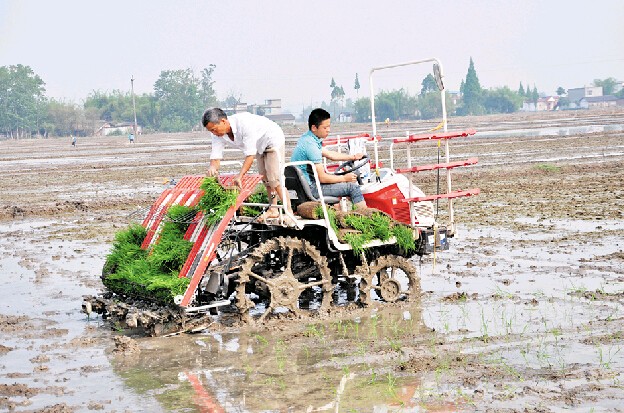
[265,113,296,125]
[579,95,617,109]
[338,112,353,123]
[261,99,282,115]
[247,99,283,116]
[521,96,558,111]
[448,91,461,106]
[223,103,249,115]
[536,96,559,111]
[96,122,141,136]
[567,86,603,104]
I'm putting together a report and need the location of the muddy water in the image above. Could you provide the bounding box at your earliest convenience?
[1,109,623,412]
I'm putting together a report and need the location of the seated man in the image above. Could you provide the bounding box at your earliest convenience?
[291,108,367,209]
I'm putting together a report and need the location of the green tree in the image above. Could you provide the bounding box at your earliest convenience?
[153,68,205,132]
[330,77,336,89]
[0,64,47,138]
[417,91,455,119]
[353,97,371,122]
[330,84,345,118]
[331,85,345,102]
[200,64,218,108]
[354,73,360,97]
[556,86,566,96]
[221,91,242,109]
[44,99,82,136]
[374,92,397,121]
[483,87,523,114]
[531,85,539,103]
[556,96,570,109]
[459,57,484,116]
[593,77,618,95]
[84,90,134,123]
[518,82,525,96]
[420,74,438,96]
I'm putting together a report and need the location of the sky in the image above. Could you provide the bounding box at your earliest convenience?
[1,0,623,114]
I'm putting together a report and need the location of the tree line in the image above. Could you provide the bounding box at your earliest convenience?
[0,64,218,138]
[1,59,621,138]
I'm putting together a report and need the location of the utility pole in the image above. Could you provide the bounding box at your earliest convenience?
[131,75,138,140]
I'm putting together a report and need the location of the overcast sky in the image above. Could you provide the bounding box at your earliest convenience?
[1,0,623,114]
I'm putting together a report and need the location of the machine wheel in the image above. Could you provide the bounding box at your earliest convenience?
[236,237,332,323]
[357,255,420,305]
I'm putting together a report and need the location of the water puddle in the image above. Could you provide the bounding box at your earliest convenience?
[475,123,624,138]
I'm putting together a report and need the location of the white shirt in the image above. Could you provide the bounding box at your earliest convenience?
[209,112,285,160]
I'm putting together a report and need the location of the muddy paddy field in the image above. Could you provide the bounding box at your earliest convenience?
[0,109,623,412]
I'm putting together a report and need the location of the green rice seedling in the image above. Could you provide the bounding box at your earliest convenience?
[274,339,287,372]
[333,320,350,338]
[103,205,194,303]
[598,345,622,370]
[240,184,269,216]
[314,204,339,234]
[384,373,400,402]
[165,204,198,232]
[390,224,416,253]
[369,212,392,241]
[386,337,402,353]
[343,213,374,235]
[252,333,268,345]
[356,342,366,356]
[197,177,239,225]
[304,323,326,342]
[343,232,369,256]
[368,369,378,385]
[102,224,148,276]
[148,222,193,274]
[350,320,360,339]
[479,305,490,343]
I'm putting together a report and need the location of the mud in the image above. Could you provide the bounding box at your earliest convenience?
[1,108,623,412]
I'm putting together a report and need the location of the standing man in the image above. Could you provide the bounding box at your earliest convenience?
[202,108,290,219]
[71,135,77,147]
[291,108,367,209]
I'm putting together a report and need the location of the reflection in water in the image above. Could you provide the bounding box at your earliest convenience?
[110,303,467,412]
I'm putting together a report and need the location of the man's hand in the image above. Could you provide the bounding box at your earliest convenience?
[206,166,219,177]
[342,172,358,183]
[352,153,365,161]
[232,176,243,189]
